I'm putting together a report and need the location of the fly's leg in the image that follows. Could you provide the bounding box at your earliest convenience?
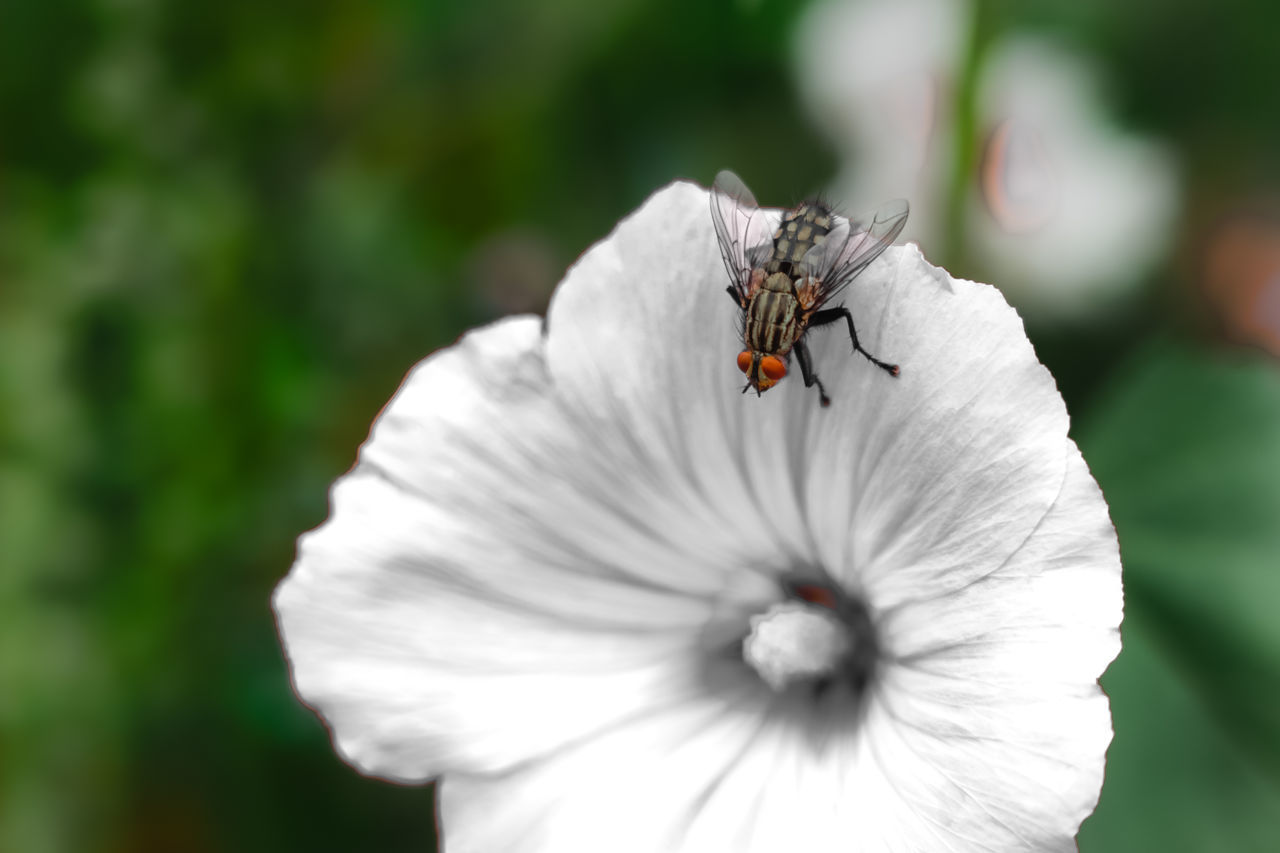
[794,339,831,407]
[808,307,900,377]
[726,286,744,306]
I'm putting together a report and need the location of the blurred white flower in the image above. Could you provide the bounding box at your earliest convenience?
[795,0,1179,319]
[969,39,1178,316]
[274,181,1122,851]
[795,0,960,250]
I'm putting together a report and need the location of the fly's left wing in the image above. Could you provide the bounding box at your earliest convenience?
[800,198,909,309]
[710,170,775,305]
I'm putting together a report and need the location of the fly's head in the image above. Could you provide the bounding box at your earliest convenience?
[736,350,788,396]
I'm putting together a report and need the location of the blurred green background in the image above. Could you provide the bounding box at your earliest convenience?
[3,0,1280,850]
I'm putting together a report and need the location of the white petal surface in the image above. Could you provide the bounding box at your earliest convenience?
[439,679,775,853]
[544,182,820,563]
[440,444,1120,852]
[792,244,1071,607]
[275,313,779,781]
[869,441,1122,844]
[546,181,1072,608]
[546,184,1070,595]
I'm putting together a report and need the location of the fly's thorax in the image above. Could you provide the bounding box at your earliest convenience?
[765,202,836,276]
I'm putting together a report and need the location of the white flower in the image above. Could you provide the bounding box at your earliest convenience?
[274,181,1123,851]
[967,39,1178,316]
[795,0,960,250]
[795,0,1179,319]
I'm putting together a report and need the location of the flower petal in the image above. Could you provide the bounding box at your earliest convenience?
[546,182,1070,600]
[543,181,827,562]
[784,244,1071,610]
[863,439,1122,847]
[275,292,784,780]
[274,315,773,782]
[438,683,778,853]
[543,184,1070,590]
[434,442,1118,851]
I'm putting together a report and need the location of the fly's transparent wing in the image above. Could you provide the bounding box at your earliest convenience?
[710,170,775,304]
[800,198,909,308]
[746,240,773,271]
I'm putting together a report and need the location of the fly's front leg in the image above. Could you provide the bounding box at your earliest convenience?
[794,340,830,407]
[808,307,900,377]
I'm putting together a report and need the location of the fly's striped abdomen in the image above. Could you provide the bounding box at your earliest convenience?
[764,202,835,277]
[745,275,803,355]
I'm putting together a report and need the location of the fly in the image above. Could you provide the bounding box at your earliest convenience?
[710,170,909,407]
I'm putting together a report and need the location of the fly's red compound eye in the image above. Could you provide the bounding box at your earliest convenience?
[760,356,787,381]
[736,351,753,374]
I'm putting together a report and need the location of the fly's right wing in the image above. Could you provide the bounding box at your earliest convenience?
[710,170,775,305]
[800,198,909,310]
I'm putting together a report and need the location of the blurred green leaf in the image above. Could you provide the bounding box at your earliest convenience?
[1080,607,1280,851]
[1076,340,1280,848]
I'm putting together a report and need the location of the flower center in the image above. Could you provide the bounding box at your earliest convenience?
[743,601,853,691]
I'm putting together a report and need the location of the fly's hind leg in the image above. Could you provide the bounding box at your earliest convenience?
[794,340,831,407]
[808,306,900,377]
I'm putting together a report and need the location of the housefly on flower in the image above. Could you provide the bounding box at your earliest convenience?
[710,170,909,407]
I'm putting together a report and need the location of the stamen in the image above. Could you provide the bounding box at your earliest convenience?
[742,601,853,692]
